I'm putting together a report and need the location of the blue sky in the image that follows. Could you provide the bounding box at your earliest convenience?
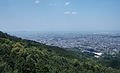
[0,0,120,32]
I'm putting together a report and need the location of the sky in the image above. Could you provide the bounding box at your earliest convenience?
[0,0,120,32]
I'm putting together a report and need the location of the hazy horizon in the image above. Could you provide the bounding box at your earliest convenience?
[0,0,120,32]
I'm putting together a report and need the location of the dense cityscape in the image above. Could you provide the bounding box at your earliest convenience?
[10,32,120,56]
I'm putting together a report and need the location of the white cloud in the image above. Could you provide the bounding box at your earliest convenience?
[71,11,77,15]
[64,11,71,14]
[35,0,40,4]
[65,2,70,6]
[64,11,78,15]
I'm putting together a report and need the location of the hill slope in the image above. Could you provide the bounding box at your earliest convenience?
[0,31,120,73]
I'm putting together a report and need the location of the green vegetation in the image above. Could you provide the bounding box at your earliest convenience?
[0,31,120,73]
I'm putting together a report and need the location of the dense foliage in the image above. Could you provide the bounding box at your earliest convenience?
[0,31,120,73]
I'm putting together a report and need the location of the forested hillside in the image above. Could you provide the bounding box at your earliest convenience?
[0,31,120,73]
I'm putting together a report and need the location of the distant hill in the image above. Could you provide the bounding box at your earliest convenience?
[0,31,120,73]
